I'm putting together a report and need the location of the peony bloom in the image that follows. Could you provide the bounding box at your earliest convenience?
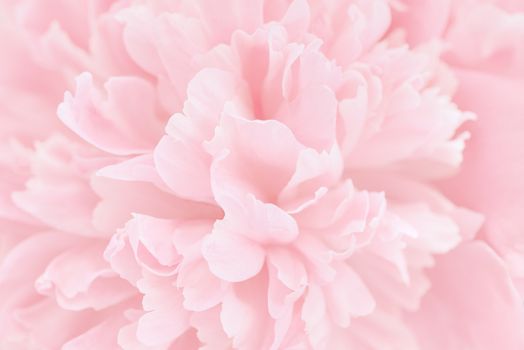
[0,0,523,349]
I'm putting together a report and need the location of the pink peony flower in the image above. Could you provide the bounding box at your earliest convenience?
[1,0,523,349]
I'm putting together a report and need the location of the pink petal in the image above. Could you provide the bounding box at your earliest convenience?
[58,73,162,155]
[202,231,265,282]
[216,193,299,245]
[35,243,135,311]
[276,85,338,151]
[177,258,227,311]
[208,115,303,203]
[408,242,524,350]
[324,264,375,327]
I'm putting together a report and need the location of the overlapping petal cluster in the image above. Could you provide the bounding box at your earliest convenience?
[1,0,523,349]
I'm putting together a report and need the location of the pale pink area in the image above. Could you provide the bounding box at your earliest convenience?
[407,242,524,350]
[439,69,524,295]
[389,0,524,301]
[445,1,524,77]
[0,0,523,349]
[390,0,452,45]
